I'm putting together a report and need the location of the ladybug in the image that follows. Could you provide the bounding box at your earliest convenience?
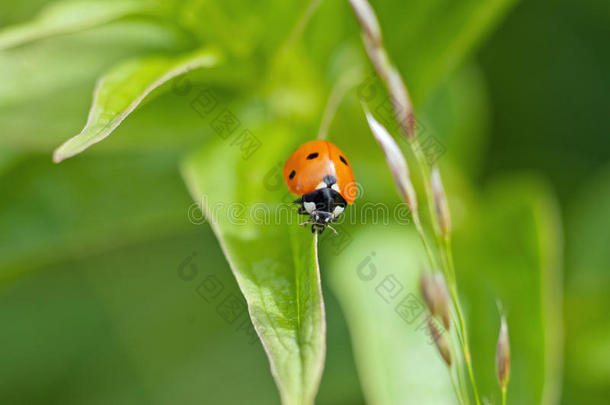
[283,140,356,234]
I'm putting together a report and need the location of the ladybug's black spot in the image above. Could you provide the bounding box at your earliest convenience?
[289,170,296,179]
[306,152,319,160]
[339,156,348,166]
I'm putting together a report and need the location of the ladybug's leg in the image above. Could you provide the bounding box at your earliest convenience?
[326,224,338,236]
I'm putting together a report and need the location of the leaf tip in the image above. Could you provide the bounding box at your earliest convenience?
[52,143,70,163]
[52,149,64,164]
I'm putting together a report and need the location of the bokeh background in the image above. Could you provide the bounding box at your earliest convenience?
[0,0,608,404]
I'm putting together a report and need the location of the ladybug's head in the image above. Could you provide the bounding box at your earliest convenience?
[303,211,331,234]
[311,209,333,225]
[295,187,346,235]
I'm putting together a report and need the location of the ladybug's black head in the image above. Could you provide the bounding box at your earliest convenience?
[294,186,346,235]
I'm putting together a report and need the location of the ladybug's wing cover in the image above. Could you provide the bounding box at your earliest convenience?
[283,140,337,196]
[328,142,356,204]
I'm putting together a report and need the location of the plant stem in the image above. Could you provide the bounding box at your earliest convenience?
[318,68,364,140]
[502,387,507,405]
[405,103,482,405]
[450,322,471,405]
[406,106,480,405]
[444,236,481,405]
[347,1,482,403]
[412,210,439,269]
[282,0,323,52]
[410,144,481,405]
[448,363,466,405]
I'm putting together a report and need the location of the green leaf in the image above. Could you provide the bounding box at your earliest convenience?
[0,225,365,404]
[325,225,456,404]
[0,0,154,50]
[453,175,563,405]
[53,48,221,163]
[181,132,326,405]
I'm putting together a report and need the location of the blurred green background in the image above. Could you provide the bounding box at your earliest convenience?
[0,0,608,404]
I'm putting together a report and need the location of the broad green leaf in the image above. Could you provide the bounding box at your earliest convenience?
[453,175,563,405]
[53,48,221,163]
[181,132,326,405]
[326,225,456,405]
[0,0,154,50]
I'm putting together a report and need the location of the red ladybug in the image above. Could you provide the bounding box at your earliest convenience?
[283,140,356,234]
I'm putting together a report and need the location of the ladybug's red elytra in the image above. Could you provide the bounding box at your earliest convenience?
[283,140,356,234]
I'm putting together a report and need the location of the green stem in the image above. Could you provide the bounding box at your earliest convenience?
[448,363,466,405]
[411,147,439,237]
[408,143,481,405]
[282,0,323,52]
[450,322,471,405]
[411,142,481,405]
[412,211,438,269]
[444,236,481,405]
[502,387,507,405]
[317,68,363,140]
[346,2,483,403]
